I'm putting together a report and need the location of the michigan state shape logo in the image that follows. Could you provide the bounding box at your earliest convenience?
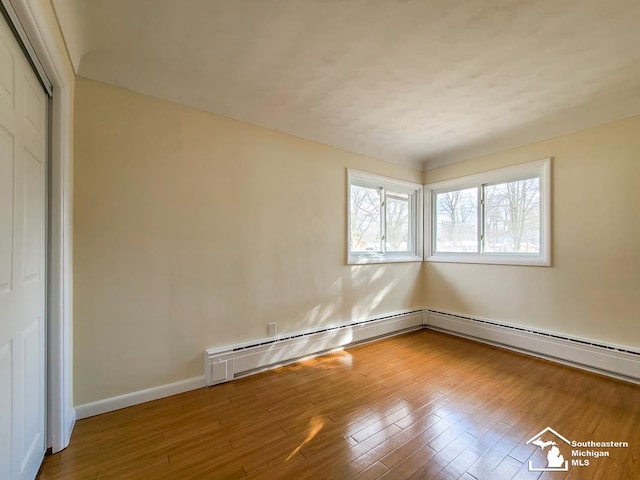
[526,427,570,472]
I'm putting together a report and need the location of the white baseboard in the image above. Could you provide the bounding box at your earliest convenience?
[74,310,425,419]
[74,307,639,420]
[75,376,206,419]
[66,407,76,442]
[205,310,424,385]
[425,309,640,383]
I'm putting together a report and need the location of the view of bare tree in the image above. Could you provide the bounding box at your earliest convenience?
[435,179,540,254]
[350,185,381,251]
[439,190,475,226]
[385,192,410,251]
[485,178,540,252]
[436,188,478,252]
[350,187,413,253]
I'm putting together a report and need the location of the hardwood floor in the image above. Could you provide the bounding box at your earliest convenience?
[38,330,640,479]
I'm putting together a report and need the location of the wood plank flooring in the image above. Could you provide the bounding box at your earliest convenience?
[37,330,640,479]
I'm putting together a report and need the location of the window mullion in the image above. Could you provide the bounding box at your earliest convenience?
[408,193,414,252]
[432,191,437,256]
[479,185,485,254]
[380,187,386,254]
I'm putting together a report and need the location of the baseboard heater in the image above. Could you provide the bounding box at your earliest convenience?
[205,310,425,386]
[426,310,640,382]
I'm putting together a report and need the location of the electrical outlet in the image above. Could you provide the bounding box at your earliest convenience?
[267,323,277,337]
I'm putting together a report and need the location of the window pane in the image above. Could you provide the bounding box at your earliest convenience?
[484,178,540,254]
[386,192,410,252]
[435,188,478,252]
[350,185,381,252]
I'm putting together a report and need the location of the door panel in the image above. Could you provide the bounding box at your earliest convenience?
[23,75,43,136]
[0,12,47,480]
[21,320,42,472]
[21,147,43,283]
[0,125,14,293]
[0,33,14,106]
[0,342,12,480]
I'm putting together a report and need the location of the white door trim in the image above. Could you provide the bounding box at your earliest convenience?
[6,0,75,452]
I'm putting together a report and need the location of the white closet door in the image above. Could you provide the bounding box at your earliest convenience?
[0,12,47,480]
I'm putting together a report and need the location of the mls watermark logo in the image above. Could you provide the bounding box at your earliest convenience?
[526,427,570,472]
[525,426,629,472]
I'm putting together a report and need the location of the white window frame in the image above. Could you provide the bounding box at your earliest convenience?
[425,158,551,266]
[348,169,423,264]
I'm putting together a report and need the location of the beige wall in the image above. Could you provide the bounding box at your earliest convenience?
[73,77,424,405]
[74,75,640,405]
[423,116,640,349]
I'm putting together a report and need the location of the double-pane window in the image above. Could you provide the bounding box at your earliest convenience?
[348,171,423,264]
[427,158,550,266]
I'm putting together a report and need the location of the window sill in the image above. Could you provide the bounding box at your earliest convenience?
[348,254,423,265]
[425,254,551,267]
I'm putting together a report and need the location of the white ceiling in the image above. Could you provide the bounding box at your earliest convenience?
[52,0,640,170]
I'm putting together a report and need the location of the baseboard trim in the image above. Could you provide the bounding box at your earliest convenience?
[75,376,207,419]
[205,310,425,385]
[66,407,76,441]
[74,308,639,420]
[425,309,640,384]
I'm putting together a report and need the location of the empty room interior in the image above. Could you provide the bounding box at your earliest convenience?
[0,1,639,479]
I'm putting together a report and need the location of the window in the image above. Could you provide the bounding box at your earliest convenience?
[348,170,423,264]
[425,158,551,266]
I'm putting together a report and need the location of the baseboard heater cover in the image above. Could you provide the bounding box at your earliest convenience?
[426,310,640,383]
[205,310,425,386]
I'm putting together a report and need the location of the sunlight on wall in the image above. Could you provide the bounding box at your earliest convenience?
[350,266,401,321]
[73,77,425,404]
[288,265,409,340]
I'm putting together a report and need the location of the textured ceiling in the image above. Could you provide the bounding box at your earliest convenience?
[53,0,640,170]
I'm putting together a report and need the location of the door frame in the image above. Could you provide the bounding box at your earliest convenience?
[2,0,75,453]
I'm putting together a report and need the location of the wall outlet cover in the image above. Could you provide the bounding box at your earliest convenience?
[267,323,277,337]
